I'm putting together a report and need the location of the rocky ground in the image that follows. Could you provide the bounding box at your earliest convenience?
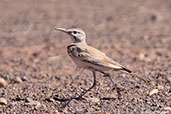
[0,0,170,113]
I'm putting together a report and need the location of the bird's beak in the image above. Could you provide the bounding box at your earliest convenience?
[54,28,67,33]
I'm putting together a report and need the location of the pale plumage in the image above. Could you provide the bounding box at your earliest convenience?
[67,43,127,71]
[55,27,145,101]
[56,28,131,73]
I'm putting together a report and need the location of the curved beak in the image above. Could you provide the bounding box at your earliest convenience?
[54,28,67,33]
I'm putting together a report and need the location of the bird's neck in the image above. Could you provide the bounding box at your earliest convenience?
[73,40,87,45]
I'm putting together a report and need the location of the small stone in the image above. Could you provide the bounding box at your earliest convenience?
[0,78,7,88]
[26,98,34,103]
[21,76,28,81]
[26,98,41,109]
[32,52,39,57]
[143,35,150,40]
[157,85,164,90]
[0,98,7,105]
[28,101,41,109]
[49,98,55,102]
[151,14,157,21]
[34,101,41,109]
[14,77,23,83]
[139,53,145,60]
[149,89,159,96]
[163,107,171,111]
[151,80,156,86]
[45,98,55,102]
[54,110,60,114]
[139,53,149,61]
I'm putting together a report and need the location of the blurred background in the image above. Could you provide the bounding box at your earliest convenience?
[0,0,170,113]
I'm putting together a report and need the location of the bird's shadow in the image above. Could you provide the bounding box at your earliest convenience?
[45,95,118,109]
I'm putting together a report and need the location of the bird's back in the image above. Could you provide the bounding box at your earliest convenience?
[67,43,127,71]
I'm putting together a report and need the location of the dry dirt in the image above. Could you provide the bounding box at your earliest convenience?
[0,0,171,113]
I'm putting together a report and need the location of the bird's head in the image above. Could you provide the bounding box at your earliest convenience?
[55,28,87,44]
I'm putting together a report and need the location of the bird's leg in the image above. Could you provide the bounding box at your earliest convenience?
[54,71,96,101]
[95,69,121,99]
[53,71,96,108]
[73,71,96,100]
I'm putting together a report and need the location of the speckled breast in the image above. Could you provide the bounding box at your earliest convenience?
[67,44,81,58]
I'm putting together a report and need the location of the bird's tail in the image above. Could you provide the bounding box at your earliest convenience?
[121,67,132,73]
[121,67,146,82]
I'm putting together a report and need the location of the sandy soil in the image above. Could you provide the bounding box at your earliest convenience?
[0,0,171,113]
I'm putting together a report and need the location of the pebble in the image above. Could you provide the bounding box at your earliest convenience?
[14,77,23,83]
[151,80,156,86]
[26,98,41,109]
[48,98,55,102]
[32,52,39,57]
[149,89,159,96]
[139,53,146,60]
[0,98,7,105]
[29,101,41,110]
[21,76,28,81]
[26,98,34,103]
[157,85,164,90]
[163,107,171,111]
[0,78,7,88]
[33,101,41,109]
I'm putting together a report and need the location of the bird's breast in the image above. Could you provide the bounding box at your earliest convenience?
[67,44,81,58]
[67,44,84,68]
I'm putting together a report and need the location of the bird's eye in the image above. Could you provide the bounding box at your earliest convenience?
[73,31,77,34]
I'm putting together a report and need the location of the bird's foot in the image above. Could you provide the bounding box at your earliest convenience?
[73,96,86,101]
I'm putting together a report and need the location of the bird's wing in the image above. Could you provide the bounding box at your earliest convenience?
[76,44,123,70]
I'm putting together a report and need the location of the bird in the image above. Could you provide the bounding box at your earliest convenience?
[54,27,146,101]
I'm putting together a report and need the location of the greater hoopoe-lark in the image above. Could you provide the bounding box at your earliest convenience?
[55,27,146,100]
